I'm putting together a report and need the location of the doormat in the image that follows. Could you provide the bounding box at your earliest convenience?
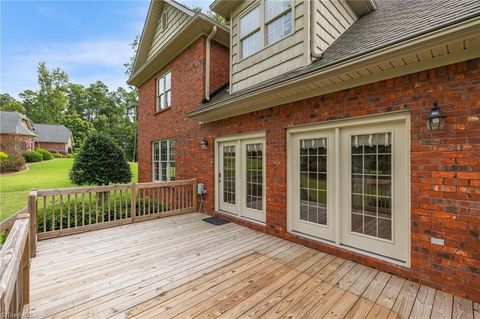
[203,216,230,226]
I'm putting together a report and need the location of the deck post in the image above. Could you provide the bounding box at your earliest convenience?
[28,191,37,258]
[130,183,136,223]
[192,179,198,212]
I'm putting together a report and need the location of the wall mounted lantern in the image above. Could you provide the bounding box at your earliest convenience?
[426,102,446,130]
[200,138,209,149]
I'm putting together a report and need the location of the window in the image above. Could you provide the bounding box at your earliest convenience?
[239,6,261,59]
[156,71,171,111]
[239,0,293,59]
[152,139,175,181]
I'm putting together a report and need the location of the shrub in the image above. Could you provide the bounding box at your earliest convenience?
[0,151,8,160]
[35,148,53,160]
[0,151,26,172]
[70,134,132,185]
[52,153,63,158]
[64,153,74,158]
[23,150,43,163]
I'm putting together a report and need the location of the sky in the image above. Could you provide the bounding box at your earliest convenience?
[1,0,211,99]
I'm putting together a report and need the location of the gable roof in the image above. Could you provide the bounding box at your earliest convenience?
[128,0,229,86]
[33,124,72,144]
[0,111,36,137]
[191,0,480,121]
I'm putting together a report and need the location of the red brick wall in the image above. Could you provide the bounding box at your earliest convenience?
[137,39,480,302]
[209,40,229,95]
[0,134,35,153]
[37,142,67,153]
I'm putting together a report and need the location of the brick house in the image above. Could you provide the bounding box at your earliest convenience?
[33,124,74,154]
[0,111,36,153]
[128,0,480,301]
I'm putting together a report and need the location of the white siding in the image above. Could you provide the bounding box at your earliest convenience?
[147,4,192,61]
[312,0,357,54]
[230,0,308,93]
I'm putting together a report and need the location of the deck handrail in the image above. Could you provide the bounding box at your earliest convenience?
[32,179,198,242]
[0,212,30,319]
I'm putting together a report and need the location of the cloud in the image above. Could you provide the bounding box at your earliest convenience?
[1,38,133,97]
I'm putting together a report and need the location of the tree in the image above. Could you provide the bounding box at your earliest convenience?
[124,35,140,78]
[61,112,94,148]
[0,93,25,113]
[70,134,132,186]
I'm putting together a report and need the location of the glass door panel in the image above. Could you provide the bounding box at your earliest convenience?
[242,139,265,222]
[218,142,238,214]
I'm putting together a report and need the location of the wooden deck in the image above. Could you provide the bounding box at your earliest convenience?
[30,212,479,319]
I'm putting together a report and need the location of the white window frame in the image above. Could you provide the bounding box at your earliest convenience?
[238,0,294,60]
[156,71,171,112]
[152,139,176,181]
[286,112,411,267]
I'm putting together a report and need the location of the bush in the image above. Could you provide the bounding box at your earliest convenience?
[0,151,8,160]
[0,151,26,172]
[52,153,64,158]
[23,150,43,163]
[68,147,73,154]
[36,148,53,160]
[64,153,74,158]
[70,134,132,185]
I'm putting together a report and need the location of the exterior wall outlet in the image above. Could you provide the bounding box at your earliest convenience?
[431,237,445,246]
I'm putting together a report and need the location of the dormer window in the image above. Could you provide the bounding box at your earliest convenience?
[239,0,293,59]
[240,6,261,59]
[265,0,292,45]
[156,71,171,111]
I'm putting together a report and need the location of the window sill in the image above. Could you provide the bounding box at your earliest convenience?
[154,107,171,115]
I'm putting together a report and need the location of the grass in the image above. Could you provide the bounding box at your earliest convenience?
[0,159,138,221]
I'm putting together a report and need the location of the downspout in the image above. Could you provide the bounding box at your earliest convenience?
[310,0,323,60]
[205,26,218,101]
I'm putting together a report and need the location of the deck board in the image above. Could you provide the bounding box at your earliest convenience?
[29,212,474,319]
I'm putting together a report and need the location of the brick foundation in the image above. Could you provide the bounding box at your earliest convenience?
[137,37,480,302]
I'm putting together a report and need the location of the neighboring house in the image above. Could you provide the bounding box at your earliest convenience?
[129,0,480,301]
[33,124,74,154]
[0,111,36,153]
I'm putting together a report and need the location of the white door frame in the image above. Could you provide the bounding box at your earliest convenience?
[287,111,411,267]
[215,131,266,224]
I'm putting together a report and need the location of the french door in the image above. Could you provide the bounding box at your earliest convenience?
[288,115,409,263]
[217,135,266,223]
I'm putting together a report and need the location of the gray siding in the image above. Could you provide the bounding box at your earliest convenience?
[312,0,357,55]
[147,4,192,61]
[230,0,308,93]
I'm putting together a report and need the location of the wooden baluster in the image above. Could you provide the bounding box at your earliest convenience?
[59,195,63,230]
[113,190,117,221]
[126,188,129,218]
[119,190,123,219]
[95,192,99,224]
[130,183,136,222]
[67,194,71,229]
[142,189,146,216]
[107,191,111,222]
[42,196,46,233]
[157,187,160,214]
[28,191,37,258]
[51,195,55,232]
[81,193,85,226]
[101,192,105,223]
[74,194,78,228]
[88,193,92,225]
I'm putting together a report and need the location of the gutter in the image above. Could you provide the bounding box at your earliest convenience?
[205,26,218,101]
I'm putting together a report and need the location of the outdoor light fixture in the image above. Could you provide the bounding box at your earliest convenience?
[200,138,208,149]
[426,102,446,130]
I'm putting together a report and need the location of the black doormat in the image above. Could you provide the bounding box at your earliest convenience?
[203,216,230,226]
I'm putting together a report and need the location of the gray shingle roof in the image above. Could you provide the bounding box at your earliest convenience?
[200,0,480,108]
[0,111,36,136]
[33,124,72,144]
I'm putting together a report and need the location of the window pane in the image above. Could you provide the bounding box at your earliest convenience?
[169,161,176,181]
[299,138,327,225]
[158,77,164,94]
[165,72,171,91]
[166,91,171,107]
[265,0,291,21]
[160,93,165,109]
[350,133,392,240]
[160,141,168,161]
[223,146,236,204]
[241,31,261,59]
[267,11,292,45]
[246,143,263,211]
[239,6,260,38]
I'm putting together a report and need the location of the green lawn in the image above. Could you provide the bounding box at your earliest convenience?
[0,159,138,221]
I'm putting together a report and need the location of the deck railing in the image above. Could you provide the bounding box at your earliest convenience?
[0,178,197,318]
[34,179,197,240]
[0,210,30,319]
